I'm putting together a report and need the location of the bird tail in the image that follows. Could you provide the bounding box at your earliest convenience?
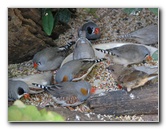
[58,41,75,51]
[95,48,111,54]
[117,33,132,39]
[82,58,106,63]
[32,83,48,90]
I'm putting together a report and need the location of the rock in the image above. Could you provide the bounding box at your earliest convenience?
[8,8,75,64]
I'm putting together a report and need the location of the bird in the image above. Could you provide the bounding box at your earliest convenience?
[95,44,152,66]
[32,81,92,106]
[73,30,95,60]
[33,41,75,71]
[55,58,106,83]
[79,21,101,40]
[10,71,53,94]
[8,80,30,101]
[107,63,158,92]
[118,24,158,44]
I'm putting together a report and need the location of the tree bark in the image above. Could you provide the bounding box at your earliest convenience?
[87,83,158,116]
[8,8,75,64]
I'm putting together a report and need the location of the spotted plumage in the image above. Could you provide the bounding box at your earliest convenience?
[32,81,91,106]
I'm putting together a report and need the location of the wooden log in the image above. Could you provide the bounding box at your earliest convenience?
[87,83,158,116]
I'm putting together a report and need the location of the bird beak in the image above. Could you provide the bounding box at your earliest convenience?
[90,87,97,94]
[33,62,38,69]
[94,28,100,34]
[146,55,153,61]
[23,93,30,99]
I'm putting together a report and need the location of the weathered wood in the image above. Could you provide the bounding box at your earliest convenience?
[87,83,158,116]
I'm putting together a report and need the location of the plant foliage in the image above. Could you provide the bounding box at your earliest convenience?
[8,100,65,121]
[123,8,158,16]
[152,50,158,61]
[42,8,72,36]
[42,8,54,36]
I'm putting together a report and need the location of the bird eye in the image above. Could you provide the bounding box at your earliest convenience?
[111,69,114,72]
[17,87,24,95]
[37,62,41,65]
[87,27,93,34]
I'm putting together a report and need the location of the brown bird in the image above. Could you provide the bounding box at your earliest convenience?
[107,63,158,92]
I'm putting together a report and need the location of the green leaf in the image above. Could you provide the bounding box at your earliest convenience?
[84,8,91,12]
[42,9,54,36]
[8,106,23,121]
[123,8,142,15]
[57,9,71,23]
[23,105,41,121]
[42,111,65,122]
[8,100,65,121]
[152,50,158,61]
[148,8,158,16]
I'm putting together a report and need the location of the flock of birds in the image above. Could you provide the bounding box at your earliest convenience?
[8,21,158,107]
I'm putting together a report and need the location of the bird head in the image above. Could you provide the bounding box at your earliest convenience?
[94,28,100,35]
[17,85,30,99]
[33,62,38,69]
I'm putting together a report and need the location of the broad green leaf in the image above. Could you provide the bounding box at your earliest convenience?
[40,109,64,121]
[8,100,65,121]
[42,9,54,36]
[149,8,158,16]
[23,105,41,121]
[43,111,65,122]
[13,99,26,108]
[57,9,71,23]
[152,50,158,61]
[8,106,23,121]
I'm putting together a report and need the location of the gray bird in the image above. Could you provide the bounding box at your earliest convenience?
[73,31,95,60]
[107,63,158,92]
[95,44,151,66]
[11,71,53,94]
[8,80,30,101]
[55,58,106,83]
[79,21,101,40]
[33,41,75,71]
[118,24,158,44]
[32,81,92,106]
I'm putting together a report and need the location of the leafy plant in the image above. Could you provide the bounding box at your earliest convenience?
[8,100,65,121]
[84,8,98,18]
[123,8,143,15]
[42,8,73,36]
[152,50,158,61]
[42,9,54,36]
[123,8,158,16]
[148,8,158,16]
